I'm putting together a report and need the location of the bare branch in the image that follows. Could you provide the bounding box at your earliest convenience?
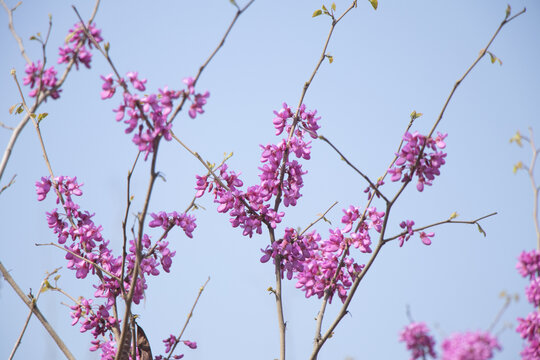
[0,260,75,360]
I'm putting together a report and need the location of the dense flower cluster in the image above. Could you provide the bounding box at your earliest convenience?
[399,322,437,360]
[388,131,448,192]
[516,249,540,359]
[23,61,60,99]
[400,323,501,360]
[36,175,196,358]
[101,73,209,160]
[23,22,102,101]
[441,331,501,360]
[194,102,319,237]
[58,22,103,69]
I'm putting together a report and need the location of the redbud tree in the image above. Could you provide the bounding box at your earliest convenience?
[0,1,538,359]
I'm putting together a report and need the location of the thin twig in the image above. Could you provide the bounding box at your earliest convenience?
[382,212,497,243]
[300,201,338,236]
[0,260,75,360]
[0,0,30,64]
[9,267,61,360]
[0,121,15,130]
[0,173,17,195]
[168,0,256,123]
[121,151,141,296]
[165,277,210,360]
[318,135,388,202]
[487,294,512,333]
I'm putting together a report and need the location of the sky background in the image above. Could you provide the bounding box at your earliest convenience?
[1,0,539,359]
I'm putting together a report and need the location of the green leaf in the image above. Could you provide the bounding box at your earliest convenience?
[410,110,423,120]
[449,211,459,220]
[327,55,334,64]
[38,112,48,121]
[322,4,327,12]
[40,280,53,293]
[488,51,497,64]
[312,9,323,17]
[331,2,336,11]
[229,0,237,5]
[505,4,511,19]
[476,223,486,237]
[104,42,110,52]
[29,35,37,41]
[368,0,378,10]
[16,105,24,114]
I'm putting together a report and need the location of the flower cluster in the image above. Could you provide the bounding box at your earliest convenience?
[36,175,196,357]
[441,331,501,360]
[101,73,209,160]
[260,228,316,280]
[58,22,103,69]
[293,205,386,303]
[23,22,102,101]
[294,229,365,303]
[149,211,197,239]
[154,335,197,359]
[399,322,437,360]
[516,249,540,359]
[388,131,448,192]
[194,102,319,237]
[23,61,60,99]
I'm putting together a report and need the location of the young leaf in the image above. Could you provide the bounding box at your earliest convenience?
[9,103,19,115]
[322,4,327,12]
[505,4,511,19]
[449,211,459,220]
[368,0,378,10]
[509,131,523,147]
[312,9,323,17]
[513,161,523,174]
[331,2,336,11]
[410,110,423,120]
[38,113,49,121]
[476,223,486,237]
[327,55,334,64]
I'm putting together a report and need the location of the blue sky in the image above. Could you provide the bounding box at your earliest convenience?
[1,0,539,359]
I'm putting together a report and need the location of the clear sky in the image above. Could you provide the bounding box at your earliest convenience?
[1,0,539,359]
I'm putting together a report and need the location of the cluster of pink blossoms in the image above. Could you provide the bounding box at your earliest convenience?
[154,335,197,359]
[194,102,318,237]
[399,322,437,360]
[388,131,448,192]
[516,249,540,359]
[58,22,103,69]
[400,322,501,360]
[23,22,102,100]
[35,176,196,358]
[397,219,435,247]
[441,332,501,360]
[101,73,209,159]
